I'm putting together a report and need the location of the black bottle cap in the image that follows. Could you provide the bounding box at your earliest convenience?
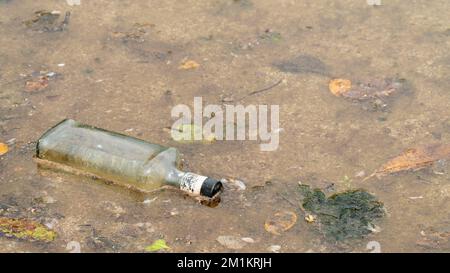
[200,178,223,197]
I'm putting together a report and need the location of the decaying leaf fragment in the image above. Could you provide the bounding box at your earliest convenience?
[364,143,450,181]
[25,76,49,92]
[329,79,352,96]
[264,210,297,235]
[0,142,8,155]
[304,214,316,223]
[179,60,200,70]
[0,217,57,242]
[111,23,154,42]
[24,10,70,32]
[416,228,450,250]
[329,78,402,100]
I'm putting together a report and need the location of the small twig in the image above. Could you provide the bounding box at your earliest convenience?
[277,192,307,215]
[277,192,297,208]
[236,79,283,102]
[361,171,378,182]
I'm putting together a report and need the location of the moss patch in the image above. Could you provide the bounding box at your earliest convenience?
[298,185,385,241]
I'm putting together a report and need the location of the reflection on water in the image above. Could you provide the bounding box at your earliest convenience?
[0,0,449,252]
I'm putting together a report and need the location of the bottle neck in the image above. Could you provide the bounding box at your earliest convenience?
[165,169,221,197]
[178,172,209,195]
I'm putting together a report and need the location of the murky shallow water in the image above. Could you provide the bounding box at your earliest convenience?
[1,0,450,252]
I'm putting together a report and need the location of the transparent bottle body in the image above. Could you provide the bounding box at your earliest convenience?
[36,119,185,192]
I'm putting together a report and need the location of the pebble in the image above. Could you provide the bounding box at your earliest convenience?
[66,0,81,6]
[134,222,155,233]
[44,219,59,229]
[42,195,56,204]
[355,170,366,178]
[101,201,125,217]
[143,197,158,205]
[267,245,281,253]
[241,237,255,243]
[222,178,246,191]
[170,208,179,216]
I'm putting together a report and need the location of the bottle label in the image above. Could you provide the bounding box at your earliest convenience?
[179,172,207,195]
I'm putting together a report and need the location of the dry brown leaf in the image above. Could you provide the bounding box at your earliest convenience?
[0,143,8,156]
[329,79,352,96]
[25,76,49,92]
[364,143,450,181]
[179,60,200,70]
[264,210,297,235]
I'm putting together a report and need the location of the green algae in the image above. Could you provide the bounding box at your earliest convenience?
[298,185,385,241]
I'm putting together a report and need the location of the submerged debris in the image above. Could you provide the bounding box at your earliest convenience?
[25,76,49,92]
[0,217,57,242]
[111,23,154,42]
[328,78,406,111]
[0,142,8,156]
[298,185,384,241]
[264,210,297,235]
[179,60,200,70]
[329,78,352,96]
[259,29,282,43]
[417,227,450,250]
[274,54,328,75]
[364,143,450,181]
[24,10,71,32]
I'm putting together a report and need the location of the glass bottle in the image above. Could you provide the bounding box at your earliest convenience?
[36,119,222,197]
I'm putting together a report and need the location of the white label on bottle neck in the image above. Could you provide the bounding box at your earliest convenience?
[180,172,207,195]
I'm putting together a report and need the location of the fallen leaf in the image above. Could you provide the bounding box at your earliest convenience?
[25,76,49,92]
[0,143,8,155]
[264,210,297,235]
[304,214,316,223]
[0,217,56,242]
[364,143,450,181]
[145,239,170,252]
[179,60,200,70]
[329,79,352,96]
